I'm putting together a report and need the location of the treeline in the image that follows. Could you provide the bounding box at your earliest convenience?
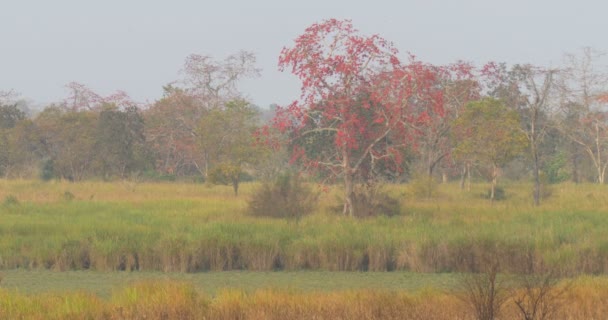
[0,52,281,195]
[2,40,608,203]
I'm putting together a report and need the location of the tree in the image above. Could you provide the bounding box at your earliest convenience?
[199,100,262,195]
[63,82,136,112]
[272,19,444,217]
[96,105,149,179]
[182,51,260,109]
[0,104,27,177]
[0,104,25,129]
[558,48,608,184]
[145,52,259,179]
[35,107,98,181]
[145,86,205,177]
[415,63,479,190]
[484,63,559,205]
[452,98,527,201]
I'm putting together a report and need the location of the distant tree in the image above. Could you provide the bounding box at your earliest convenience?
[199,100,262,195]
[0,104,25,129]
[2,119,45,178]
[0,104,27,177]
[272,19,444,217]
[484,63,559,205]
[145,52,259,179]
[453,98,527,201]
[96,105,149,179]
[415,63,479,190]
[557,48,608,184]
[63,82,136,112]
[145,86,206,177]
[182,51,260,109]
[35,107,98,181]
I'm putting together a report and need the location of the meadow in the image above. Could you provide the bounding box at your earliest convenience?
[2,179,608,319]
[1,179,608,274]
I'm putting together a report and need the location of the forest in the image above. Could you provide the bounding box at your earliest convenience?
[1,20,607,211]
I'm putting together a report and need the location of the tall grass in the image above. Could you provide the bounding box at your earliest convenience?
[1,179,608,273]
[0,278,608,319]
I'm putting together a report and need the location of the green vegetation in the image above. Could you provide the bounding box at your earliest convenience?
[0,270,459,298]
[1,180,608,275]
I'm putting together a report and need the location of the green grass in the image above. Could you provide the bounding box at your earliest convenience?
[1,179,608,274]
[0,270,459,298]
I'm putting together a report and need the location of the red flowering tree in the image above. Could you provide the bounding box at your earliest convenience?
[273,19,444,217]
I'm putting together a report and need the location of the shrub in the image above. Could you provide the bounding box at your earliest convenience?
[247,173,318,220]
[457,249,509,320]
[485,187,506,201]
[350,184,401,218]
[40,159,55,181]
[63,191,75,201]
[3,195,19,207]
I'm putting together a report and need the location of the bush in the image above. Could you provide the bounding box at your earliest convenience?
[350,184,401,218]
[486,187,506,201]
[3,195,19,207]
[40,159,55,181]
[247,173,318,220]
[63,191,75,201]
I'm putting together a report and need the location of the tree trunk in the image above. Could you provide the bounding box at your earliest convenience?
[491,164,498,203]
[571,142,580,183]
[460,165,466,190]
[532,146,541,206]
[232,178,239,196]
[343,170,355,217]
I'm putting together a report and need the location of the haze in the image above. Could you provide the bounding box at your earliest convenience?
[1,0,606,108]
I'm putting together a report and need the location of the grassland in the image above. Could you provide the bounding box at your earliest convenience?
[2,179,608,318]
[1,277,608,319]
[1,179,608,274]
[0,269,459,297]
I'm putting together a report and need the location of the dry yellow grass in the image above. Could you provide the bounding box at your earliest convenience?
[1,278,608,319]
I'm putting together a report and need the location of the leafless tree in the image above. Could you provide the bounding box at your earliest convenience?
[557,47,608,184]
[512,271,570,320]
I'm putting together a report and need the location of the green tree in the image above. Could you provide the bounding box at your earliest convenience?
[198,100,261,195]
[35,107,98,181]
[453,98,527,201]
[0,104,27,177]
[96,105,149,179]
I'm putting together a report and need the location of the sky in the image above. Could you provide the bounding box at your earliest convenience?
[1,0,607,109]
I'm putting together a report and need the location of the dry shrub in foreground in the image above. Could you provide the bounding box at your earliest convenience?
[511,271,570,320]
[3,280,608,319]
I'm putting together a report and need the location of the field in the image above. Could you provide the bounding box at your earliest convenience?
[2,179,608,319]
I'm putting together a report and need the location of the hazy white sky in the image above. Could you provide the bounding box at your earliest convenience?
[1,0,607,108]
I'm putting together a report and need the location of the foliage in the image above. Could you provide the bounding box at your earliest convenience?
[452,98,527,200]
[453,98,527,167]
[199,100,264,195]
[247,173,318,220]
[2,194,19,207]
[40,159,54,181]
[95,105,150,179]
[0,103,25,129]
[273,19,444,216]
[35,108,98,181]
[544,151,570,184]
[485,187,505,201]
[341,183,401,218]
